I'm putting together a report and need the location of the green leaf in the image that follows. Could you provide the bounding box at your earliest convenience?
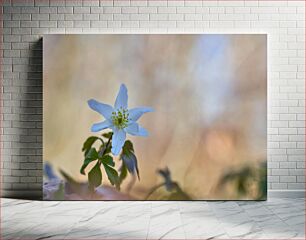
[120,140,140,180]
[80,148,99,175]
[88,162,102,188]
[121,150,140,180]
[80,158,96,175]
[258,163,267,200]
[86,148,99,159]
[53,182,65,200]
[103,163,120,189]
[100,155,115,167]
[119,163,128,184]
[102,131,113,139]
[158,167,173,191]
[98,145,111,158]
[60,169,86,196]
[168,191,191,200]
[168,183,191,200]
[82,136,103,155]
[134,152,140,180]
[122,140,134,153]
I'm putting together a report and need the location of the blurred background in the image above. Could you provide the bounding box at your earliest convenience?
[43,34,267,200]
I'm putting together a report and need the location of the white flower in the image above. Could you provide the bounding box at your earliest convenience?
[88,84,153,155]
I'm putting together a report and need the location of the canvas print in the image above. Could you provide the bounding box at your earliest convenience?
[43,34,267,200]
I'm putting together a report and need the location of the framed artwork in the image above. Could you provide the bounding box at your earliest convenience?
[43,34,267,200]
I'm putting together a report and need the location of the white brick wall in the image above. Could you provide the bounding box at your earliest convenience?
[1,0,305,197]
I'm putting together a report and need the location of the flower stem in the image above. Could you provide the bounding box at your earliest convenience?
[145,182,165,200]
[98,132,113,165]
[104,132,113,154]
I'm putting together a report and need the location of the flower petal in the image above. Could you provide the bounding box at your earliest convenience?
[114,84,128,110]
[125,122,149,137]
[137,125,149,137]
[91,120,112,132]
[88,99,114,120]
[125,122,139,136]
[128,107,154,121]
[111,129,126,155]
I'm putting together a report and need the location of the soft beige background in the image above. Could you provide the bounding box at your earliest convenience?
[43,34,267,199]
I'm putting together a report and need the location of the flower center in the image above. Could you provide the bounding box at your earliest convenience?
[111,108,129,129]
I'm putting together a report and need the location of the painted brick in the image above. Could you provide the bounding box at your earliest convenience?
[83,0,99,7]
[83,13,99,20]
[130,14,149,21]
[177,7,196,14]
[90,7,104,14]
[57,7,73,14]
[148,0,167,7]
[103,7,121,14]
[32,13,49,20]
[65,0,83,7]
[90,20,107,28]
[280,162,296,169]
[121,7,138,14]
[50,14,65,20]
[39,6,57,14]
[74,7,90,14]
[39,20,57,28]
[158,7,176,14]
[272,183,288,189]
[138,7,157,14]
[49,0,65,7]
[65,14,83,20]
[280,176,296,183]
[272,169,289,176]
[288,183,305,189]
[289,169,305,176]
[297,176,305,183]
[74,20,90,28]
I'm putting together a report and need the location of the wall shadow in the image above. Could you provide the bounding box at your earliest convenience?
[8,38,43,200]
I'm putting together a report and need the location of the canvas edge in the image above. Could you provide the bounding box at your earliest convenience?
[2,190,304,200]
